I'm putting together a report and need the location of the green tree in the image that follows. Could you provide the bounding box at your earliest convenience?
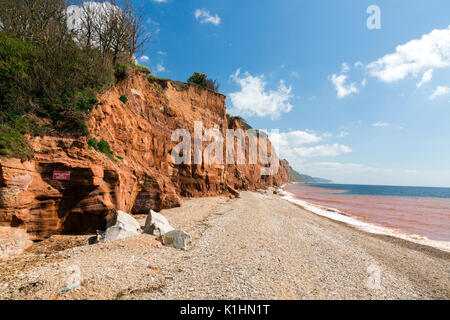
[0,0,150,158]
[188,72,207,85]
[0,0,150,135]
[187,72,220,92]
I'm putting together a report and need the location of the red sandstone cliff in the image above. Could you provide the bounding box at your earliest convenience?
[0,71,290,240]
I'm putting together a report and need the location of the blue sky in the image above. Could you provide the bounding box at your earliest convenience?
[134,0,450,187]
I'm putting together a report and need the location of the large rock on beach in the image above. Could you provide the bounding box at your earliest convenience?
[143,210,174,236]
[96,211,141,242]
[160,230,192,250]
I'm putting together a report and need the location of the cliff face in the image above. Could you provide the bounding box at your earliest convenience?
[281,160,306,183]
[0,72,290,240]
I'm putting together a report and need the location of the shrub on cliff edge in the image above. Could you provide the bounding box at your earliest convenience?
[113,64,129,80]
[0,0,150,140]
[188,72,220,92]
[88,137,121,162]
[0,126,33,160]
[119,95,129,104]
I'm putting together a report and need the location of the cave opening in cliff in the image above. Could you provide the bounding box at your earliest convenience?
[60,186,103,235]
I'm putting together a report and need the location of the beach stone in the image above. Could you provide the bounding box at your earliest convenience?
[160,230,192,250]
[143,210,174,236]
[96,210,141,242]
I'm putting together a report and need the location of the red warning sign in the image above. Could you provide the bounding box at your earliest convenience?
[53,171,71,180]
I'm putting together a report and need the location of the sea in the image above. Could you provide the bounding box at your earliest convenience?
[281,183,450,252]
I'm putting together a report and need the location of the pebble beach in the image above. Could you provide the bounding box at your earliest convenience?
[0,190,448,300]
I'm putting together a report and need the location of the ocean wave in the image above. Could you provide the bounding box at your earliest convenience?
[279,188,450,253]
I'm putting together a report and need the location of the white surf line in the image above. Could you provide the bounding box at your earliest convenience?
[278,187,450,253]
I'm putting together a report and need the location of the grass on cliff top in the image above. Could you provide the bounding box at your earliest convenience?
[148,75,172,81]
[0,126,33,160]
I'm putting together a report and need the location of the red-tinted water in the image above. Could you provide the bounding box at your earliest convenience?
[284,184,450,242]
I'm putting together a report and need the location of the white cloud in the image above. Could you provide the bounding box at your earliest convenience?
[270,131,322,151]
[269,131,351,165]
[153,0,168,3]
[157,50,166,56]
[417,69,433,88]
[354,61,364,68]
[320,131,348,139]
[367,26,450,82]
[373,122,390,127]
[140,55,149,62]
[341,62,350,73]
[268,131,352,181]
[292,144,352,158]
[67,2,122,45]
[195,9,221,26]
[229,69,293,119]
[156,63,166,73]
[361,78,368,87]
[331,74,358,98]
[429,86,450,100]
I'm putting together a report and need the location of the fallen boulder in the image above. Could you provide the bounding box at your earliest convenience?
[96,210,141,242]
[143,210,174,236]
[160,230,192,250]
